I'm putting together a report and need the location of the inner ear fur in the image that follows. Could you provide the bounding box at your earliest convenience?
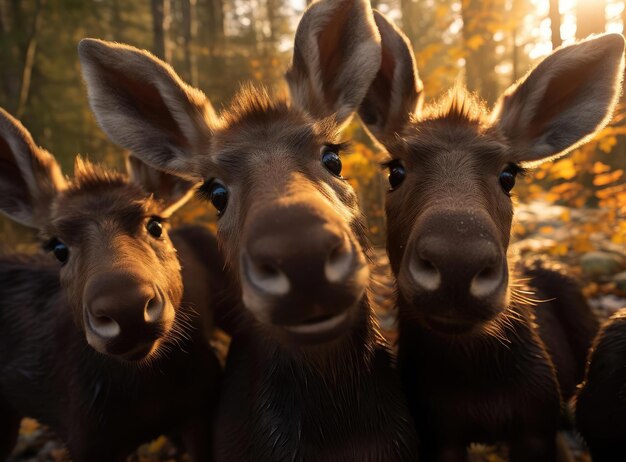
[492,33,625,163]
[78,38,215,180]
[358,10,423,145]
[286,0,382,128]
[0,108,66,228]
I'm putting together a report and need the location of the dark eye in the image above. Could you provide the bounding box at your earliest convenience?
[499,166,517,194]
[387,161,406,190]
[146,218,163,238]
[46,239,69,264]
[200,180,228,214]
[322,149,342,177]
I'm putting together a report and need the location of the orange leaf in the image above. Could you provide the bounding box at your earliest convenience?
[550,158,577,180]
[573,236,594,253]
[593,161,611,174]
[550,243,569,256]
[593,169,623,186]
[599,135,618,153]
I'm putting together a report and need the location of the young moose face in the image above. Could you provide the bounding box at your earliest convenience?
[358,12,625,335]
[381,108,518,333]
[0,109,192,361]
[204,94,370,342]
[78,0,382,344]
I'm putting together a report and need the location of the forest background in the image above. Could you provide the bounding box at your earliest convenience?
[0,0,624,251]
[1,1,626,460]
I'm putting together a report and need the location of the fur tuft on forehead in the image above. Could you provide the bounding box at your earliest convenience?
[421,87,487,126]
[51,157,158,240]
[221,84,296,128]
[66,156,130,196]
[215,84,342,150]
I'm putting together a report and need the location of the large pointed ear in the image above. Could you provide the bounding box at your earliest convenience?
[78,38,214,180]
[125,154,196,217]
[358,11,423,145]
[0,108,66,228]
[491,33,625,164]
[285,0,382,128]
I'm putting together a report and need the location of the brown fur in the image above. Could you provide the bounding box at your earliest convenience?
[206,94,418,459]
[0,109,224,461]
[575,308,626,461]
[358,12,620,461]
[78,1,420,459]
[46,160,184,355]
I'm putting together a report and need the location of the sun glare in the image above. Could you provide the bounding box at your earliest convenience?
[526,0,624,61]
[559,0,577,13]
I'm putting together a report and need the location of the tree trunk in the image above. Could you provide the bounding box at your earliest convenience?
[461,0,500,105]
[110,0,123,40]
[576,0,605,39]
[0,1,4,35]
[182,0,198,86]
[512,26,519,82]
[400,0,417,45]
[9,0,22,32]
[0,0,24,108]
[16,0,45,118]
[151,0,171,62]
[266,0,278,45]
[618,2,626,104]
[206,0,224,56]
[549,0,561,49]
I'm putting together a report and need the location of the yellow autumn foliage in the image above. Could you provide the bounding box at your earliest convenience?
[550,158,577,180]
[465,34,485,50]
[519,99,626,249]
[593,161,612,174]
[593,169,624,186]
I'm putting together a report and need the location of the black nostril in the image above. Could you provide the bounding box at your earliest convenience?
[475,265,497,281]
[408,254,442,292]
[87,311,121,338]
[418,258,437,273]
[242,252,291,296]
[257,262,281,279]
[144,294,164,323]
[470,262,504,299]
[324,237,355,283]
[93,314,113,326]
[328,244,342,262]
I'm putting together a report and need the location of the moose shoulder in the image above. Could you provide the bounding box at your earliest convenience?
[576,308,626,461]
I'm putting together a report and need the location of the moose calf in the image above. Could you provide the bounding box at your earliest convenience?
[77,0,420,460]
[0,109,224,461]
[576,308,626,461]
[358,12,621,461]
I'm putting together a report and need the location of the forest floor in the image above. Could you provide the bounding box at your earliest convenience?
[8,201,626,461]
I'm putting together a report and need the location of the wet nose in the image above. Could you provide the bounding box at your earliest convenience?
[84,273,165,356]
[240,205,368,326]
[243,225,356,294]
[407,212,506,300]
